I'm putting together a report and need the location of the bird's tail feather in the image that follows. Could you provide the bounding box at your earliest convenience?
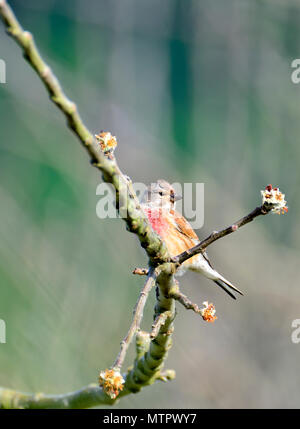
[214,277,244,300]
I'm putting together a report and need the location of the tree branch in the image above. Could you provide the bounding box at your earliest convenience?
[170,289,202,315]
[113,267,157,369]
[0,0,169,266]
[150,311,173,339]
[0,0,175,408]
[172,205,271,266]
[0,384,115,409]
[0,0,288,410]
[124,264,177,393]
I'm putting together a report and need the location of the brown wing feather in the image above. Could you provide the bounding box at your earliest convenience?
[172,210,199,241]
[172,210,215,268]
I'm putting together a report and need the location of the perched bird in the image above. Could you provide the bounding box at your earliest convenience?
[141,179,243,299]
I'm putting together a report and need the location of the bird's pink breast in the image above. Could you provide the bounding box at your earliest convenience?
[143,206,200,264]
[143,208,169,237]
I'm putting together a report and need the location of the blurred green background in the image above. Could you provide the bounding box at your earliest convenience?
[0,0,300,408]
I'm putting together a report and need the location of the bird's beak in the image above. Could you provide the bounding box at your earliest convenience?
[171,193,182,203]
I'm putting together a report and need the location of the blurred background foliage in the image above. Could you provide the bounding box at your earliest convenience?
[0,0,300,408]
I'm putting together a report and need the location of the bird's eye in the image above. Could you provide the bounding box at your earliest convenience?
[159,191,163,196]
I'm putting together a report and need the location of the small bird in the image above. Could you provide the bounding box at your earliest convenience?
[141,180,243,299]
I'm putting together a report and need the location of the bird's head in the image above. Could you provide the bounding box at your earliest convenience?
[142,179,182,209]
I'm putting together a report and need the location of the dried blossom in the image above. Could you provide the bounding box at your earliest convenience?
[200,301,217,323]
[95,131,117,156]
[261,184,288,215]
[98,368,125,399]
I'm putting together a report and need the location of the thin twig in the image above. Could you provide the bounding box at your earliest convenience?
[170,290,202,315]
[132,268,149,276]
[172,205,270,266]
[124,265,177,393]
[150,311,173,339]
[113,267,157,369]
